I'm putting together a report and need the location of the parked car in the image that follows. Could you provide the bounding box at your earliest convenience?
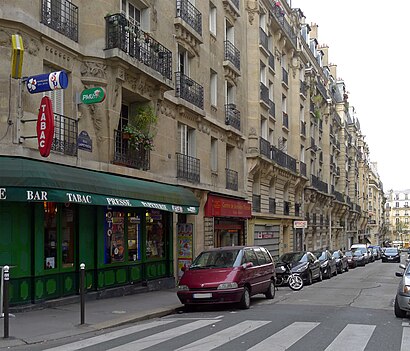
[353,249,367,266]
[277,251,322,285]
[177,246,276,310]
[351,244,370,264]
[312,249,337,279]
[367,248,375,262]
[332,250,349,273]
[369,245,382,260]
[344,250,358,268]
[394,262,410,318]
[381,247,401,263]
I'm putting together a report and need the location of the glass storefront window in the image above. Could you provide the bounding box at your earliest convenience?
[127,213,141,261]
[44,202,57,269]
[146,209,165,259]
[61,204,75,268]
[105,209,125,263]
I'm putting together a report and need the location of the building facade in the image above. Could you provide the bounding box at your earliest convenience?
[386,190,410,246]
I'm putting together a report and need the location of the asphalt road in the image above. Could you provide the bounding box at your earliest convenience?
[10,255,410,351]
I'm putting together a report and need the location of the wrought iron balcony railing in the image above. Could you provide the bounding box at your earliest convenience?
[252,194,261,212]
[176,0,202,35]
[225,103,241,131]
[176,153,200,183]
[52,113,78,156]
[271,145,296,173]
[260,137,271,158]
[269,3,297,48]
[269,100,275,118]
[224,40,240,70]
[230,0,240,9]
[282,67,288,86]
[311,174,328,193]
[299,161,307,177]
[175,72,204,109]
[105,14,172,80]
[269,198,276,214]
[113,129,150,170]
[41,0,78,41]
[259,27,269,52]
[226,168,238,191]
[260,82,269,106]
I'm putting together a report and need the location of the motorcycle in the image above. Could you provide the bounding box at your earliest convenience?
[275,263,304,291]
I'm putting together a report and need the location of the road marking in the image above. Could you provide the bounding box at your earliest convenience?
[175,320,270,351]
[402,326,410,351]
[43,319,175,351]
[108,319,221,351]
[324,324,375,351]
[248,321,320,351]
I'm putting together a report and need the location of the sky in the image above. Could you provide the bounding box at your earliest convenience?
[290,0,409,191]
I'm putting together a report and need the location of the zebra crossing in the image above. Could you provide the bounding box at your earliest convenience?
[43,318,410,351]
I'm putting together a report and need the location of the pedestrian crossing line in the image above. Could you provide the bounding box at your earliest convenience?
[247,321,320,351]
[402,325,410,350]
[107,319,221,351]
[175,320,271,351]
[43,319,176,351]
[324,324,376,351]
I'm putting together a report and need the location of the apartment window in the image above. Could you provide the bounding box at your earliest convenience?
[406,194,409,200]
[210,70,217,106]
[178,123,195,156]
[178,46,190,75]
[406,218,409,224]
[121,0,150,30]
[209,3,216,35]
[261,116,268,140]
[269,81,274,100]
[396,211,400,216]
[282,94,287,114]
[396,202,400,208]
[211,137,218,172]
[260,61,266,85]
[269,128,274,145]
[259,12,267,32]
[225,81,234,105]
[225,18,234,42]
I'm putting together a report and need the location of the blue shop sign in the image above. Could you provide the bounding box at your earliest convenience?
[77,131,92,152]
[26,71,68,94]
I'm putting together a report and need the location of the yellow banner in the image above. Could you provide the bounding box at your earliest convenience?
[11,34,24,79]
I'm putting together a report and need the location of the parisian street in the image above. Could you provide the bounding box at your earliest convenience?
[8,255,409,351]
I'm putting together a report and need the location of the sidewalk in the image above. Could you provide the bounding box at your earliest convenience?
[0,288,182,349]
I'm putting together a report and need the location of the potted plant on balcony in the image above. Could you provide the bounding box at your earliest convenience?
[122,104,157,151]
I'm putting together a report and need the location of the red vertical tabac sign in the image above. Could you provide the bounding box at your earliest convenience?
[37,96,54,157]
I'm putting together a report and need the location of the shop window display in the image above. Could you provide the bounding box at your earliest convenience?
[62,204,75,267]
[105,210,125,263]
[44,202,57,269]
[127,212,141,261]
[146,209,165,259]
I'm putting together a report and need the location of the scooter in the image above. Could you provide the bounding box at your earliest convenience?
[275,263,304,291]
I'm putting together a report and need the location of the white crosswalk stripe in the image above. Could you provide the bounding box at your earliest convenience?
[107,319,221,351]
[175,320,270,351]
[324,324,376,351]
[43,319,410,351]
[247,321,320,351]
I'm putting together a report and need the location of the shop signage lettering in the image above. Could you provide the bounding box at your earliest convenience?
[37,96,55,157]
[66,193,92,204]
[141,201,168,210]
[106,198,132,206]
[80,87,106,104]
[0,188,6,200]
[27,190,48,201]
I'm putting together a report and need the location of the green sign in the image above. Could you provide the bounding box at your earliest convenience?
[80,87,106,104]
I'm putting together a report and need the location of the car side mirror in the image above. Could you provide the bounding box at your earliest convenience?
[396,271,404,277]
[399,263,406,270]
[242,262,253,270]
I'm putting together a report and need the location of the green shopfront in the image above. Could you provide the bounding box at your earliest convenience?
[0,156,199,306]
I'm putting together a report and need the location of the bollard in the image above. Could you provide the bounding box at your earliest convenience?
[3,266,9,338]
[80,263,85,325]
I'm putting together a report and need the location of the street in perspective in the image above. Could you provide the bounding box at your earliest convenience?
[1,252,409,351]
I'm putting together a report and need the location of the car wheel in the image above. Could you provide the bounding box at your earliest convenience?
[239,286,251,309]
[306,271,313,285]
[265,280,276,299]
[338,264,343,274]
[327,267,332,279]
[345,264,349,272]
[317,269,323,282]
[394,297,407,318]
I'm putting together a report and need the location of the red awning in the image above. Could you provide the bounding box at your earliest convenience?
[205,194,251,218]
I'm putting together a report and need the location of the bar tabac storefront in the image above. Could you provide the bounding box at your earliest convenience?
[0,156,199,306]
[205,194,251,247]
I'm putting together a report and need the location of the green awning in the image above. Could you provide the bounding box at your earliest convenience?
[0,156,199,214]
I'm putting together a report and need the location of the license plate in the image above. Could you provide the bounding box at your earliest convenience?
[193,293,212,299]
[388,257,393,260]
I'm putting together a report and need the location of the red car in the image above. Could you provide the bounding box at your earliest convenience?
[177,246,276,309]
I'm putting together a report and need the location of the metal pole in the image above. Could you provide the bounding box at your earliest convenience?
[3,266,9,338]
[80,263,85,325]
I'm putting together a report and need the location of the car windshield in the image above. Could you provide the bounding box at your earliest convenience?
[345,251,353,257]
[280,252,307,263]
[385,248,398,254]
[313,251,326,260]
[353,251,363,257]
[332,251,340,258]
[190,249,240,269]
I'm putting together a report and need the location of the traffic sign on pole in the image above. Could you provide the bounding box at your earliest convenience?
[11,34,24,79]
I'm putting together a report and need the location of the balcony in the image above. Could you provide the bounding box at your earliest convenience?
[259,137,271,158]
[176,153,200,183]
[52,113,78,156]
[252,194,261,212]
[176,0,202,36]
[333,190,344,203]
[269,198,276,214]
[105,14,172,80]
[225,103,241,131]
[224,40,240,71]
[299,161,307,177]
[269,2,297,49]
[175,72,204,109]
[113,130,150,170]
[311,174,328,193]
[41,0,78,42]
[260,82,270,106]
[269,100,275,118]
[259,27,269,52]
[226,168,238,191]
[271,145,296,173]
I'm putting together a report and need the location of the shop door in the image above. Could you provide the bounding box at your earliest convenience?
[42,202,78,299]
